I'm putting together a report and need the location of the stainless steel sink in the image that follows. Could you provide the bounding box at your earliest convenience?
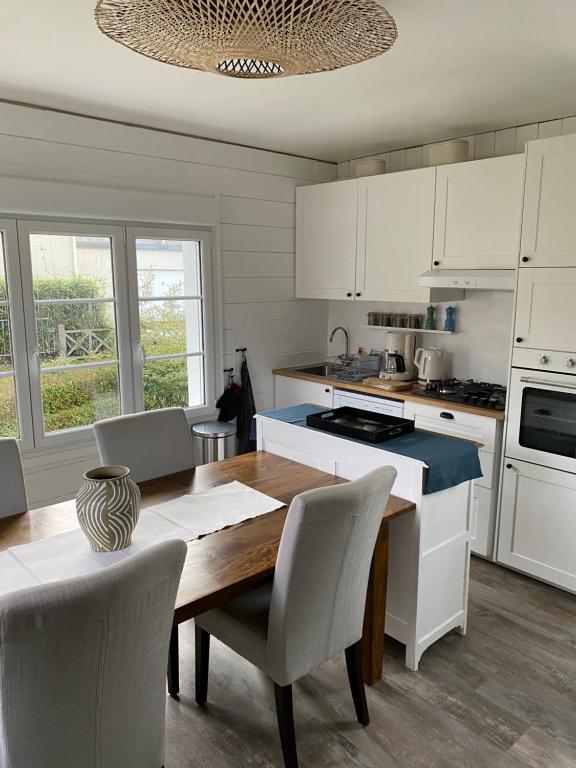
[294,363,369,382]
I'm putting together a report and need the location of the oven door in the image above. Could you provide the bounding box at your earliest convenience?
[507,368,576,473]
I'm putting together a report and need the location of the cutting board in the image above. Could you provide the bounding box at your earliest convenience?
[362,377,415,391]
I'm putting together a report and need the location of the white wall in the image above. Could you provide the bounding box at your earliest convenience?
[0,102,335,506]
[337,115,576,178]
[327,292,514,385]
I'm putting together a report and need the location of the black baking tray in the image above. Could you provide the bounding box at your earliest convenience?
[306,406,414,443]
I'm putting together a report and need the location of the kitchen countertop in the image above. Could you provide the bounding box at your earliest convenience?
[272,367,506,421]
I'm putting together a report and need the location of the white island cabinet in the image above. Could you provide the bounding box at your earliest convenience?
[255,414,473,671]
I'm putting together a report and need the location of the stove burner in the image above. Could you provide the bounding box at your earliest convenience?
[416,379,506,411]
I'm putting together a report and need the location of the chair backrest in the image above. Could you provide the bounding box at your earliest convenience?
[267,466,397,686]
[0,438,27,519]
[0,539,186,768]
[93,407,195,483]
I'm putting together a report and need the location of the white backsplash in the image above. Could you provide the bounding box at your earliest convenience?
[327,291,514,385]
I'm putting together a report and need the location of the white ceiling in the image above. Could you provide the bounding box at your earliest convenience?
[1,0,575,162]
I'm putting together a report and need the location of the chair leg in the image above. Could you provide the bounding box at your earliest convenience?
[167,625,179,698]
[274,683,298,768]
[195,625,210,706]
[345,641,370,726]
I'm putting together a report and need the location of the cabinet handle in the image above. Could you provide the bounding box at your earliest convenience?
[346,292,352,298]
[506,463,514,469]
[521,256,529,263]
[325,388,330,393]
[433,260,440,267]
[355,292,362,297]
[440,411,455,420]
[516,337,523,343]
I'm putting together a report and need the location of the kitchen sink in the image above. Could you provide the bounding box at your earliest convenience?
[294,363,371,382]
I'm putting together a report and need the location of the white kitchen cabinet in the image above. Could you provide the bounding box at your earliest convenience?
[433,155,524,269]
[498,459,576,593]
[514,268,576,351]
[274,375,333,409]
[521,133,576,267]
[403,400,502,558]
[355,168,436,302]
[295,180,358,300]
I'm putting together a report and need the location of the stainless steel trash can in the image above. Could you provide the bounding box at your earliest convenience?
[192,421,237,465]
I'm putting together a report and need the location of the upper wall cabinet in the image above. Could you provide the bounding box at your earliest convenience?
[295,179,358,300]
[433,155,524,270]
[514,267,576,351]
[355,167,437,302]
[521,133,576,267]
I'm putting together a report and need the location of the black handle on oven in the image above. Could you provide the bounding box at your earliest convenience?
[440,411,455,420]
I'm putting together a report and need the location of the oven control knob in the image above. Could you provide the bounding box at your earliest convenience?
[567,358,576,369]
[539,355,550,365]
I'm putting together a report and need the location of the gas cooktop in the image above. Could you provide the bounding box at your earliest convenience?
[412,379,507,411]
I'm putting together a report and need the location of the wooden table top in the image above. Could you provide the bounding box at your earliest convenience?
[0,451,415,623]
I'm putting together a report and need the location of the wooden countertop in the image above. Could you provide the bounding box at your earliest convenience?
[272,367,506,421]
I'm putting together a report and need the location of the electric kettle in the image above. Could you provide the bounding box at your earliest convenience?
[414,347,445,383]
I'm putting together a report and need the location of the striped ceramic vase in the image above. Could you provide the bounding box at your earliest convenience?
[76,466,141,552]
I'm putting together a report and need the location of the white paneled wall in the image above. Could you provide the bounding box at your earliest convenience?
[0,102,335,505]
[338,115,575,179]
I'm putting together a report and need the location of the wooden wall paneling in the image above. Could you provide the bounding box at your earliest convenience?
[220,196,295,227]
[405,146,423,170]
[561,116,576,135]
[222,251,294,278]
[494,128,517,156]
[220,224,295,252]
[537,119,563,140]
[389,149,407,173]
[515,124,539,153]
[222,276,295,304]
[474,132,496,160]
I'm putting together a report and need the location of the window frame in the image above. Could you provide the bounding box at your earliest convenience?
[16,219,133,448]
[0,218,34,449]
[125,225,216,416]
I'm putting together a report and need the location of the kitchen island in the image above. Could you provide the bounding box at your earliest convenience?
[255,404,482,671]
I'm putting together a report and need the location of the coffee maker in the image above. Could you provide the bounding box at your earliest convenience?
[378,332,416,381]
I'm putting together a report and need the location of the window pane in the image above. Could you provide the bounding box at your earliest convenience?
[0,375,18,438]
[29,235,114,299]
[140,299,202,356]
[135,238,201,297]
[41,365,120,433]
[143,356,204,411]
[36,301,118,366]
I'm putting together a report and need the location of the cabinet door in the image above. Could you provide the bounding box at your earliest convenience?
[295,180,358,299]
[355,168,436,302]
[433,155,524,269]
[274,376,333,409]
[521,133,576,267]
[514,268,576,351]
[498,459,576,592]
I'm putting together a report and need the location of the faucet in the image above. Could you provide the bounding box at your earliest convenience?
[329,326,350,360]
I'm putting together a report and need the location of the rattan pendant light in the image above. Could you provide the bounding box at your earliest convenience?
[95,0,398,79]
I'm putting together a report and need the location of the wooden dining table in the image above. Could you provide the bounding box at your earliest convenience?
[0,451,415,687]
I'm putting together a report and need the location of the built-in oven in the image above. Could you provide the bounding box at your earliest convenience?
[507,365,576,474]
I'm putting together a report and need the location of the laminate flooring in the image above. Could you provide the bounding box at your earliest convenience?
[166,558,576,767]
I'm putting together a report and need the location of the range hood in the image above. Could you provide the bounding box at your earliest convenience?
[418,269,516,291]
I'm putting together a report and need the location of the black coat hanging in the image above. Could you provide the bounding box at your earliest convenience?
[236,349,256,454]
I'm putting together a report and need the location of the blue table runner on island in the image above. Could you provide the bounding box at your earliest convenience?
[252,404,482,495]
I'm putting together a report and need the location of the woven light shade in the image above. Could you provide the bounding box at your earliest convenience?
[95,0,398,79]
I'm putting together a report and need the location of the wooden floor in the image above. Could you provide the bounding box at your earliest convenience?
[166,558,576,767]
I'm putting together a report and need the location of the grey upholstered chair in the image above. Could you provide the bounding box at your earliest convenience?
[195,465,398,768]
[93,407,195,484]
[0,539,187,768]
[0,437,27,519]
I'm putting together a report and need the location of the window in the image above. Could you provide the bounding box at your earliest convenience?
[0,219,215,447]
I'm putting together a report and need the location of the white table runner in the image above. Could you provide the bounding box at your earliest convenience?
[0,481,284,598]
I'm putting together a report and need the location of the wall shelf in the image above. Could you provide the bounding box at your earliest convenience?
[361,325,458,335]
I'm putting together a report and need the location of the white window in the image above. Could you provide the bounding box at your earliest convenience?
[0,219,215,447]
